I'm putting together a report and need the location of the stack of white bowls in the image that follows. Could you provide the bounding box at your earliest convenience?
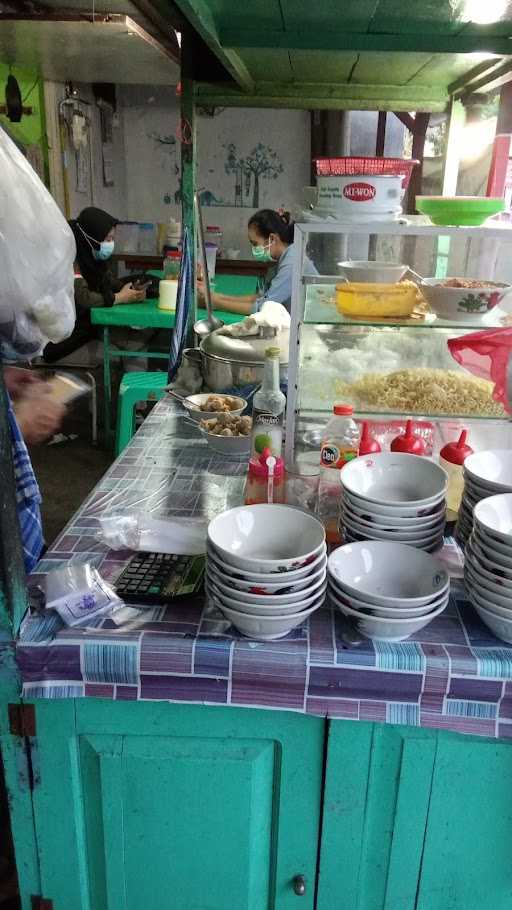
[327,541,450,641]
[206,504,327,640]
[340,453,447,552]
[457,450,512,549]
[464,493,512,643]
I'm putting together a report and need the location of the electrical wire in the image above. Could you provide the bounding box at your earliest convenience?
[22,77,40,104]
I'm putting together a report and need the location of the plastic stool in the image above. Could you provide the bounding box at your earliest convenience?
[115,371,168,455]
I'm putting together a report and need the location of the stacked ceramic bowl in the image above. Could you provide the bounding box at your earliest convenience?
[327,540,450,642]
[340,453,447,552]
[457,450,512,549]
[206,504,327,640]
[464,494,512,643]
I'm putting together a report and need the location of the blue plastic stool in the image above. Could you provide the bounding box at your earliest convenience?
[115,371,168,455]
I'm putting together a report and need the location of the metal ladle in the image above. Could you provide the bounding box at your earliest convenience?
[193,192,225,339]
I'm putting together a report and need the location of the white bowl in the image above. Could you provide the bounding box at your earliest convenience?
[464,450,512,492]
[468,585,512,619]
[474,494,512,545]
[207,542,327,585]
[207,549,326,594]
[200,427,251,457]
[469,535,512,578]
[465,564,512,609]
[343,528,443,553]
[464,476,493,500]
[474,527,512,564]
[207,563,326,606]
[344,489,445,520]
[208,504,326,574]
[207,580,326,617]
[337,260,408,284]
[470,599,512,643]
[329,591,447,642]
[328,540,449,607]
[341,511,445,543]
[212,596,323,640]
[328,576,446,618]
[183,393,246,422]
[342,500,446,530]
[341,453,447,507]
[420,278,511,323]
[465,539,512,589]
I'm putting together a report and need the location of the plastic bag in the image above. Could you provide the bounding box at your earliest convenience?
[448,327,512,414]
[98,514,207,554]
[0,126,76,355]
[44,562,124,627]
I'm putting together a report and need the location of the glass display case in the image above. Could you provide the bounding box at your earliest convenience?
[285,218,512,464]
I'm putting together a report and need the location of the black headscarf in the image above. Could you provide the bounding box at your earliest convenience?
[69,207,118,305]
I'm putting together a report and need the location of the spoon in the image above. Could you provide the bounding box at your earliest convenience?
[166,389,201,410]
[193,192,224,339]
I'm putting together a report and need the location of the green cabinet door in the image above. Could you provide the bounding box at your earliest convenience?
[28,699,324,910]
[317,720,512,910]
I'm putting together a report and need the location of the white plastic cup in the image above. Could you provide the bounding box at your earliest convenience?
[205,243,218,281]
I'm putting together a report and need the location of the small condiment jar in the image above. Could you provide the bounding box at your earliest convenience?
[390,419,426,455]
[439,430,473,521]
[358,421,381,455]
[245,448,285,505]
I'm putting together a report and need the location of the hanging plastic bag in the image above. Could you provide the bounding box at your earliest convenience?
[0,126,76,356]
[448,327,512,414]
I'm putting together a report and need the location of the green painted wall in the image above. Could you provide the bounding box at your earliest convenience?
[0,63,48,180]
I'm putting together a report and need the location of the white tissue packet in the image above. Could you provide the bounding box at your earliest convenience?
[45,563,124,627]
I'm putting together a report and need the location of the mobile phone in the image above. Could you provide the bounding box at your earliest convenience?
[131,278,152,291]
[45,373,90,405]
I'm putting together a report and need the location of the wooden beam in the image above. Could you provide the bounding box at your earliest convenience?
[406,112,430,214]
[173,0,254,92]
[195,82,448,113]
[448,57,507,94]
[455,59,512,97]
[219,28,512,56]
[376,111,387,156]
[393,112,416,132]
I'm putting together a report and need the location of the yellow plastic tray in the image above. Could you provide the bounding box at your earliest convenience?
[335,281,418,318]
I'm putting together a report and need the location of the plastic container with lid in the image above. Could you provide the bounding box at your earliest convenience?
[391,419,426,455]
[318,404,360,543]
[163,250,181,279]
[440,430,473,521]
[245,448,285,505]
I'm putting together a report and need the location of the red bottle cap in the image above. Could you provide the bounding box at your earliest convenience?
[390,420,426,455]
[333,404,354,416]
[440,430,473,466]
[358,421,381,455]
[247,447,284,479]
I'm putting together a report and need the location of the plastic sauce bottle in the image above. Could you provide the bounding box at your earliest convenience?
[390,419,426,455]
[318,404,360,543]
[163,250,181,279]
[245,448,285,505]
[358,421,381,455]
[439,430,473,521]
[249,347,286,461]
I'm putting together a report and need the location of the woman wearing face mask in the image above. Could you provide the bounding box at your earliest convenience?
[197,208,318,317]
[43,206,146,362]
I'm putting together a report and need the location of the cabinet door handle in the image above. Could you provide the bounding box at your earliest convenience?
[293,875,306,896]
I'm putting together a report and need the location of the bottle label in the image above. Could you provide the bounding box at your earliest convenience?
[251,408,284,458]
[320,443,358,470]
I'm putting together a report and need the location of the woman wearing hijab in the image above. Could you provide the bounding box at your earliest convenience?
[43,206,146,362]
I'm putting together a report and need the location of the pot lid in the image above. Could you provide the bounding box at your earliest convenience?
[201,327,289,364]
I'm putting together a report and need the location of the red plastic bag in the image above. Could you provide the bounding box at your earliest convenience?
[448,328,512,414]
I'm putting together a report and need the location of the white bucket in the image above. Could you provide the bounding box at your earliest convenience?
[317,174,404,220]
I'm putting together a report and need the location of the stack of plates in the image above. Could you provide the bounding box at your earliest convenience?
[457,450,512,549]
[464,494,512,643]
[327,541,450,642]
[339,453,447,552]
[206,504,327,640]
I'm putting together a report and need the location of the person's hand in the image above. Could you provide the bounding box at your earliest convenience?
[15,385,66,445]
[114,283,146,305]
[3,366,41,400]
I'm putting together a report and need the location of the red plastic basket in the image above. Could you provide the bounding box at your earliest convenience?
[314,157,419,188]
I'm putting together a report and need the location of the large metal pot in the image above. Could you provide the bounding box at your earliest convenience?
[184,328,289,392]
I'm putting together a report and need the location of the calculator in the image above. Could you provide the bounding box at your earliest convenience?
[114,552,205,604]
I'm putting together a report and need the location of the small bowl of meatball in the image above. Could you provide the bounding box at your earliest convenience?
[199,413,252,457]
[179,393,247,422]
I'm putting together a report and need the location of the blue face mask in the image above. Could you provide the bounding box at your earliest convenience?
[93,240,115,261]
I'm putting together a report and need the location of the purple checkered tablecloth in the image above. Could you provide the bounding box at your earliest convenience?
[17,399,512,739]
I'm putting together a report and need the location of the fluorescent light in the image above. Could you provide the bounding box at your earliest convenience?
[462,0,508,25]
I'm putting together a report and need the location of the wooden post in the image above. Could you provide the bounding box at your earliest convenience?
[441,98,466,196]
[496,82,512,134]
[405,112,430,213]
[180,32,197,337]
[376,111,387,156]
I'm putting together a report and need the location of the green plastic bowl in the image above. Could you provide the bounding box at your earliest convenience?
[416,196,505,226]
